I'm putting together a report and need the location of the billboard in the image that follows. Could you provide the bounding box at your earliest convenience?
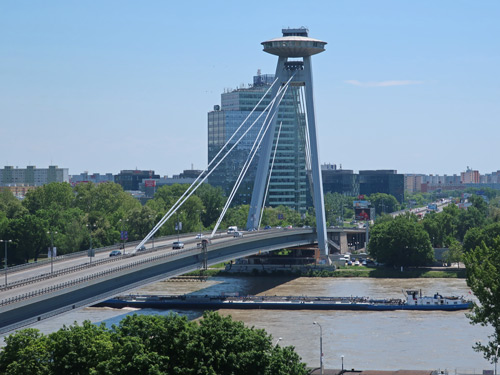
[355,207,375,221]
[144,179,156,187]
[353,200,370,209]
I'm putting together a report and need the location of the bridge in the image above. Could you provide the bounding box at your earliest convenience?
[0,28,338,334]
[0,227,366,334]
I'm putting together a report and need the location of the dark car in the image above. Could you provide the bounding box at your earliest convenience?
[137,245,146,252]
[109,250,122,257]
[264,225,272,230]
[172,241,184,249]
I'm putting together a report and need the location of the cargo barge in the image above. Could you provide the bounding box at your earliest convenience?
[96,290,471,311]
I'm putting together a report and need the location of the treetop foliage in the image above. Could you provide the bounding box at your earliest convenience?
[0,312,308,375]
[369,213,434,267]
[464,238,500,363]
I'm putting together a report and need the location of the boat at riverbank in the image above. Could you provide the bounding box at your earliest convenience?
[97,290,471,311]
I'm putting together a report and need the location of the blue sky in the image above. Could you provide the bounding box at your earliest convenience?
[1,1,499,177]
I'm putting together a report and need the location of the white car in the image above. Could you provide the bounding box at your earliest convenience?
[233,231,243,238]
[196,233,204,239]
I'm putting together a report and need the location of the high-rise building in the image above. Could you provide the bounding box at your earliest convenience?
[404,174,423,193]
[0,165,69,186]
[321,164,359,196]
[208,72,309,212]
[114,170,159,191]
[359,170,404,203]
[461,167,480,184]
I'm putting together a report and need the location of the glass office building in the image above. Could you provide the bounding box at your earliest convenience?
[207,73,309,212]
[359,170,404,203]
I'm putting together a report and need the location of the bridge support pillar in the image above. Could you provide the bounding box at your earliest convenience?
[340,232,348,254]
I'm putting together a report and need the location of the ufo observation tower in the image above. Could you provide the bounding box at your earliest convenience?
[246,28,329,254]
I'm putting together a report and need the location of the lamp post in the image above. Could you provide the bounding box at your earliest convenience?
[1,239,12,286]
[149,215,155,248]
[274,337,283,347]
[119,219,128,254]
[495,344,500,375]
[47,231,57,274]
[86,224,96,263]
[313,321,323,375]
[197,210,203,238]
[175,211,185,242]
[341,355,344,374]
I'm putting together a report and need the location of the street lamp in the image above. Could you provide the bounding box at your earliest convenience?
[0,239,12,286]
[274,337,283,347]
[149,215,155,248]
[86,224,96,263]
[495,344,500,375]
[341,355,344,374]
[197,210,203,238]
[313,321,323,375]
[47,231,57,274]
[176,211,182,242]
[119,219,128,254]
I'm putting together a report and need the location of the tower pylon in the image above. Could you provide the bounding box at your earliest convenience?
[246,28,329,255]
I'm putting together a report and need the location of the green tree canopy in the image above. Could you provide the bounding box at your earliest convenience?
[368,193,400,215]
[464,238,500,363]
[368,213,434,267]
[22,182,75,215]
[0,312,308,375]
[6,214,48,263]
[463,222,500,253]
[0,189,27,219]
[324,192,354,226]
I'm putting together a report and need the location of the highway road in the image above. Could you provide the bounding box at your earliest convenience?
[0,228,287,302]
[0,227,316,333]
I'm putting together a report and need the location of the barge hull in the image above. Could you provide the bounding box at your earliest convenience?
[96,299,471,311]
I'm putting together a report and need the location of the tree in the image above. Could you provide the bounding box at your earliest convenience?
[324,193,353,226]
[463,222,500,253]
[0,313,307,375]
[443,239,463,268]
[368,213,434,267]
[195,184,227,228]
[464,239,500,363]
[22,182,75,215]
[47,321,114,375]
[0,189,27,219]
[7,214,48,263]
[368,193,399,215]
[0,328,50,375]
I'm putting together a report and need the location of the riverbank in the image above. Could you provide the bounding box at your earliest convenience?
[187,265,466,279]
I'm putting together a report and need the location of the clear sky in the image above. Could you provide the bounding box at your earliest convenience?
[1,1,499,177]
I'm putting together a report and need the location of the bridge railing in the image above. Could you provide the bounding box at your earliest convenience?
[0,244,203,308]
[3,233,188,275]
[0,229,316,308]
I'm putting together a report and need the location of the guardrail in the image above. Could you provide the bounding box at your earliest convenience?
[0,245,202,308]
[0,229,313,307]
[0,244,172,292]
[2,234,182,275]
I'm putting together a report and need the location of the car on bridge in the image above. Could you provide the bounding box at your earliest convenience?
[233,231,244,238]
[172,241,184,249]
[109,250,122,257]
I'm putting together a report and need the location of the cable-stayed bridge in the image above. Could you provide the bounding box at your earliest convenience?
[0,227,368,334]
[0,27,337,333]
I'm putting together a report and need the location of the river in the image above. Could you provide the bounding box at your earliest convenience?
[1,277,493,372]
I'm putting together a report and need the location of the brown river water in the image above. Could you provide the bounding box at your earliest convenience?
[1,277,493,372]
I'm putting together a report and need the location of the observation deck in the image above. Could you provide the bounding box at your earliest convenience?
[261,36,326,57]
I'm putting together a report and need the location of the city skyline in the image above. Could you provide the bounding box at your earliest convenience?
[1,1,499,177]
